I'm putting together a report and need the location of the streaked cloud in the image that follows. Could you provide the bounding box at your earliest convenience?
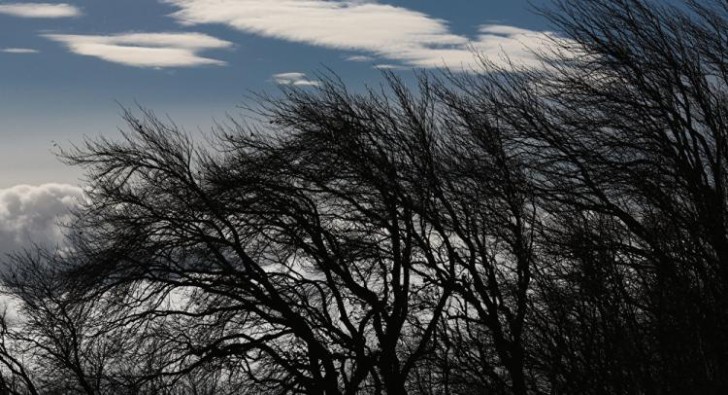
[0,183,84,256]
[373,64,406,70]
[346,55,374,62]
[164,0,564,70]
[43,32,232,68]
[0,2,80,18]
[273,72,320,87]
[1,48,38,54]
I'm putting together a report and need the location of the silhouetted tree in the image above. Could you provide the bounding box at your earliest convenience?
[442,0,728,391]
[2,0,728,394]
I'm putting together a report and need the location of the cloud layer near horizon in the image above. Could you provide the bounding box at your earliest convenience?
[44,32,232,68]
[0,184,84,257]
[0,3,80,18]
[165,0,562,70]
[0,184,82,321]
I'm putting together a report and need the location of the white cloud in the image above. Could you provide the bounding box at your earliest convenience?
[0,3,80,18]
[1,48,38,54]
[163,0,564,70]
[0,184,84,323]
[373,64,406,70]
[0,184,85,256]
[273,72,320,87]
[43,32,232,68]
[346,55,374,62]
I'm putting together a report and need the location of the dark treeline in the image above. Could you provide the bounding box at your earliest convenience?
[2,0,728,393]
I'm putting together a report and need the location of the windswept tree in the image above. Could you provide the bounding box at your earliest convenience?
[2,0,728,394]
[466,0,728,391]
[46,68,539,393]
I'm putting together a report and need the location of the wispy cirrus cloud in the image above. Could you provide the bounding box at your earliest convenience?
[373,64,406,70]
[163,0,565,70]
[43,32,232,68]
[272,72,320,87]
[1,48,38,54]
[345,55,374,63]
[0,2,81,18]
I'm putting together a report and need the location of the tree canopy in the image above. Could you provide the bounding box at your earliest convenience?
[2,0,728,393]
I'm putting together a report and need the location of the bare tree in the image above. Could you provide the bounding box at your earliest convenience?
[2,0,728,394]
[439,0,728,391]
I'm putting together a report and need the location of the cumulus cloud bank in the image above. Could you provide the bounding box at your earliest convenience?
[0,184,84,257]
[273,72,320,87]
[164,0,563,70]
[44,32,232,68]
[0,2,81,18]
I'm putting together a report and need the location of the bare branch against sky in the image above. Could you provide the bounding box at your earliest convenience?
[1,1,727,394]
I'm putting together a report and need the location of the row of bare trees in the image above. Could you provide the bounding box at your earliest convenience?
[1,0,728,393]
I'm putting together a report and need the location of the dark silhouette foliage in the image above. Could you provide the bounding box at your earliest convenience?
[1,0,727,393]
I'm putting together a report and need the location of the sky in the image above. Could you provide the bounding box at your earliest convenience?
[0,0,557,254]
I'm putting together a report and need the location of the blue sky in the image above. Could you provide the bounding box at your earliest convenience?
[0,0,553,188]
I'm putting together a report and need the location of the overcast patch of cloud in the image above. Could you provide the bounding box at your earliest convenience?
[0,184,84,257]
[164,0,565,70]
[1,48,38,54]
[0,3,81,18]
[43,32,232,68]
[273,72,320,87]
